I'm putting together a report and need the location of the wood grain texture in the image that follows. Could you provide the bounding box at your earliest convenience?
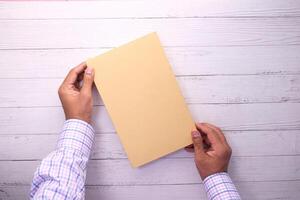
[1,181,299,200]
[1,46,300,78]
[1,18,300,50]
[0,156,299,185]
[0,103,299,135]
[1,1,300,199]
[1,75,299,107]
[0,0,299,19]
[0,130,298,160]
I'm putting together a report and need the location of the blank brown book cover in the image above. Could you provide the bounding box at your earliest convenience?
[87,32,194,167]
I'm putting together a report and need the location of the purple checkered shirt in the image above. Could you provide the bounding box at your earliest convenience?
[30,119,94,199]
[203,172,241,200]
[30,119,241,199]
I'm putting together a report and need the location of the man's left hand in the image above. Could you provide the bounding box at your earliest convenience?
[58,62,95,124]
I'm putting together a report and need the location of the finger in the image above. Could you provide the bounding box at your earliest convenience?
[203,123,227,144]
[191,130,205,156]
[184,144,194,152]
[184,147,195,153]
[81,67,94,95]
[184,145,195,153]
[63,62,87,85]
[196,123,222,146]
[200,131,210,145]
[75,72,85,89]
[201,134,211,150]
[203,123,231,149]
[185,144,194,149]
[77,72,84,82]
[203,136,210,146]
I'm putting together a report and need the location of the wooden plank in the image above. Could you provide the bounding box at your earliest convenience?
[180,75,300,104]
[0,103,299,135]
[76,181,300,200]
[0,2,299,200]
[1,46,300,78]
[0,1,300,19]
[0,130,298,160]
[1,75,299,107]
[1,181,300,200]
[1,18,300,49]
[0,186,30,200]
[0,156,299,185]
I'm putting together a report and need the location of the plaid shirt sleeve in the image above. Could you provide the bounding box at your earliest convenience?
[203,172,241,200]
[30,119,95,200]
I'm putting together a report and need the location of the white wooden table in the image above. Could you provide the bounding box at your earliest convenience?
[0,1,300,199]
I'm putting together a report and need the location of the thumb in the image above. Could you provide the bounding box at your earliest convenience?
[81,67,94,94]
[192,130,205,156]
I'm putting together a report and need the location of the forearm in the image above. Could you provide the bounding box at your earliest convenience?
[203,172,241,200]
[30,119,95,199]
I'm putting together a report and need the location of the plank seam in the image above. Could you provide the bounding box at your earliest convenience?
[1,127,300,136]
[1,43,300,51]
[1,73,300,79]
[1,101,300,109]
[1,154,300,162]
[2,43,300,51]
[1,16,300,20]
[2,179,300,187]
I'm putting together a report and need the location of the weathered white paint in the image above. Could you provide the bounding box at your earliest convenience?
[0,75,299,107]
[1,181,300,200]
[1,0,299,19]
[0,156,299,185]
[1,46,300,78]
[0,130,298,160]
[0,0,300,199]
[1,18,300,49]
[0,103,300,135]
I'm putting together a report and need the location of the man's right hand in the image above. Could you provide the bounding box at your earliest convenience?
[186,123,232,180]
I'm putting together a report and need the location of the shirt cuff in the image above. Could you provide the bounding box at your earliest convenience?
[57,119,95,158]
[203,172,241,200]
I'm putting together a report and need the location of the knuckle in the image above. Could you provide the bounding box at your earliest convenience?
[224,146,232,155]
[58,87,64,95]
[81,91,91,99]
[84,78,90,83]
[80,91,88,97]
[85,75,93,82]
[194,156,201,164]
[83,76,92,83]
[214,125,222,133]
[70,68,76,73]
[228,146,232,155]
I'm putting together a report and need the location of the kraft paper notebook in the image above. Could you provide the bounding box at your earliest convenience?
[87,32,194,167]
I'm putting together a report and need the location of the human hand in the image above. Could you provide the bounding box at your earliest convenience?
[185,123,232,180]
[58,62,94,124]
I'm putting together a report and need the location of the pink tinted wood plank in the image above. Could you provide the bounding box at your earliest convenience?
[0,130,298,160]
[0,103,299,135]
[1,18,300,49]
[0,0,299,19]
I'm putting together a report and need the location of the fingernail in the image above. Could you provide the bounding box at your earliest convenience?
[85,67,93,75]
[192,131,200,138]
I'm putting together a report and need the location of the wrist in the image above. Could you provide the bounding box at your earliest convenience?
[200,169,228,180]
[203,172,228,183]
[65,118,93,127]
[65,114,91,124]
